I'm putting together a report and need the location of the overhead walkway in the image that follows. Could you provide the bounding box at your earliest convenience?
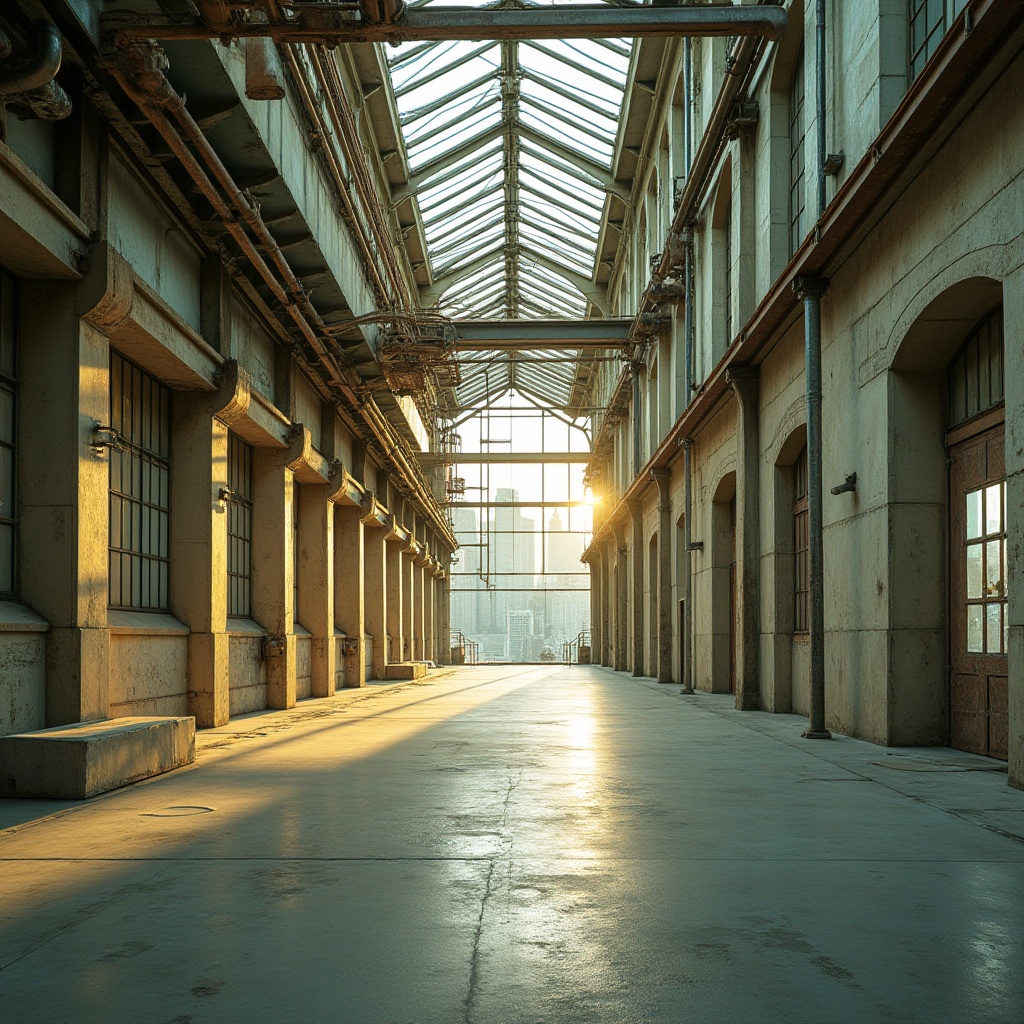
[2,666,1021,1023]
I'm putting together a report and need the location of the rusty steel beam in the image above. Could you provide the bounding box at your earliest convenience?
[106,3,788,45]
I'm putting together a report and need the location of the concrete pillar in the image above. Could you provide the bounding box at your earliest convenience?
[20,270,115,726]
[334,504,366,687]
[362,501,387,680]
[170,396,230,727]
[298,482,335,698]
[614,524,629,671]
[588,549,602,666]
[654,471,674,684]
[728,367,762,711]
[1004,266,1024,790]
[385,518,405,664]
[402,539,417,662]
[628,500,644,676]
[252,454,296,709]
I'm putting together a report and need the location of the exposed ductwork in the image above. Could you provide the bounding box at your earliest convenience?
[0,20,71,121]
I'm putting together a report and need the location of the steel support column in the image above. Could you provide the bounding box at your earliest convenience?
[654,470,674,684]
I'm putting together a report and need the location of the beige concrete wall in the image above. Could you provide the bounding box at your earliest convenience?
[295,632,312,700]
[0,631,47,736]
[108,633,188,718]
[228,635,267,717]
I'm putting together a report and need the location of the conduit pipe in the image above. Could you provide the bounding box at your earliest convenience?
[106,39,449,534]
[679,34,696,696]
[0,20,72,120]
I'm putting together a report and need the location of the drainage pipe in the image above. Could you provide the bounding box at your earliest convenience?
[679,35,696,696]
[794,276,830,739]
[0,20,72,120]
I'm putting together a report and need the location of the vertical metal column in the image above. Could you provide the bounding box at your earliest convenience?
[794,276,831,739]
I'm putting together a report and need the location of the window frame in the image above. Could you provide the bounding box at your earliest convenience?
[226,432,254,619]
[793,446,809,634]
[788,45,807,257]
[0,272,17,597]
[108,351,171,612]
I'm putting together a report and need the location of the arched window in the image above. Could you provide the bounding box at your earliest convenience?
[793,446,809,633]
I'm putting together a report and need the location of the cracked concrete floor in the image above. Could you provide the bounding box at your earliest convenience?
[2,665,1024,1024]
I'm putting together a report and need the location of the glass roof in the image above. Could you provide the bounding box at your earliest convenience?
[387,0,632,322]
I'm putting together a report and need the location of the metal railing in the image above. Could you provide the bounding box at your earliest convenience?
[563,629,592,666]
[449,629,479,665]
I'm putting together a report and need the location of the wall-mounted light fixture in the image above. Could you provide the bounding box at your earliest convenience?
[830,472,857,495]
[90,423,127,455]
[217,487,244,513]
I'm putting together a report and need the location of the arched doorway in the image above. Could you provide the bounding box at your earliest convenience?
[711,472,737,693]
[889,278,1006,756]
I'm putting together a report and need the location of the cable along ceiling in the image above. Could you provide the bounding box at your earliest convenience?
[387,0,631,322]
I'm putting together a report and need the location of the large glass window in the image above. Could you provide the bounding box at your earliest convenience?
[0,272,16,595]
[909,0,969,82]
[793,446,809,634]
[227,433,253,618]
[108,352,171,611]
[788,47,807,257]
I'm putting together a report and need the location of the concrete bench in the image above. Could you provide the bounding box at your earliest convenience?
[0,716,195,800]
[383,662,428,681]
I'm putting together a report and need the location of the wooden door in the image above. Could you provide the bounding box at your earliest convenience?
[949,422,1007,759]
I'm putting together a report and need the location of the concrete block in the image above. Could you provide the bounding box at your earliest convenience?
[0,716,195,799]
[384,662,426,681]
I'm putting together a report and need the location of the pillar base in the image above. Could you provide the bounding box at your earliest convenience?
[801,728,833,740]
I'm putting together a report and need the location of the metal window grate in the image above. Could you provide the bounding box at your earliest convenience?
[793,447,809,634]
[0,272,16,596]
[108,351,171,611]
[789,47,807,257]
[227,433,253,618]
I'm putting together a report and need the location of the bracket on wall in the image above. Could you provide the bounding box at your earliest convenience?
[261,634,286,659]
[90,423,128,455]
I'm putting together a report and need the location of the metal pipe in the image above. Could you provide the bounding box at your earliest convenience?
[109,5,790,45]
[106,39,451,540]
[794,276,831,739]
[0,21,61,94]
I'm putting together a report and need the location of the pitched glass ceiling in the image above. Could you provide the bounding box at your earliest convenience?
[387,0,631,322]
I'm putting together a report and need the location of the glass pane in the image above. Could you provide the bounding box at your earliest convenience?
[0,522,12,593]
[967,605,984,653]
[985,539,1002,597]
[0,445,12,519]
[987,604,1002,655]
[0,388,13,443]
[966,489,982,539]
[985,483,1002,535]
[966,544,983,599]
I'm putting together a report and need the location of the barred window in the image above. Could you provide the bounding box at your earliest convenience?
[909,0,969,82]
[0,272,16,595]
[793,446,809,634]
[789,46,807,256]
[227,433,253,617]
[109,352,170,611]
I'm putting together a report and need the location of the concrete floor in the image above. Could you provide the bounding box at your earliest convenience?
[1,666,1023,1024]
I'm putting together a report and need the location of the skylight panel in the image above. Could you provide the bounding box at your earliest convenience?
[385,0,631,325]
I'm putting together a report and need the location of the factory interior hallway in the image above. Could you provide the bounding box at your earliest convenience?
[2,664,1022,1024]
